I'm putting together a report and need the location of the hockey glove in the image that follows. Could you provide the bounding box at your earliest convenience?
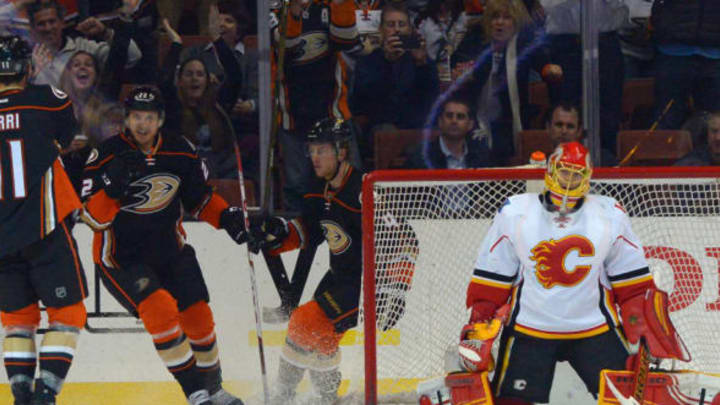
[248,216,289,253]
[620,287,690,362]
[103,150,147,199]
[219,207,248,244]
[458,303,510,372]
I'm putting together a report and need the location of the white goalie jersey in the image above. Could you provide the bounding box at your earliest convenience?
[468,193,654,339]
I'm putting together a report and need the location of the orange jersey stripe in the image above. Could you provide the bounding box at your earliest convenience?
[196,193,228,229]
[83,190,121,230]
[52,158,82,224]
[0,100,72,113]
[60,221,86,298]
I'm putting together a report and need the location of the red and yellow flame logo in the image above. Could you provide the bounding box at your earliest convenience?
[530,235,595,289]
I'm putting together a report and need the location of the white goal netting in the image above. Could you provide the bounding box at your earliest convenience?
[360,168,720,403]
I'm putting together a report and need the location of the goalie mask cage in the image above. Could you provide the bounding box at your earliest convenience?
[360,167,720,404]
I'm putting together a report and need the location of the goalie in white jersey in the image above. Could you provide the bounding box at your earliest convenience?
[454,142,689,405]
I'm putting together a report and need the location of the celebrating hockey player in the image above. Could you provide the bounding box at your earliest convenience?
[79,87,247,405]
[455,142,689,404]
[249,118,363,404]
[0,36,88,405]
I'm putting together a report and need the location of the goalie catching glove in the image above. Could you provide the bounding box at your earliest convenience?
[620,287,691,364]
[458,302,511,372]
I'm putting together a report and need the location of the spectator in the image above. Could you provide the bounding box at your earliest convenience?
[271,0,363,212]
[156,0,211,35]
[651,0,720,130]
[204,0,260,181]
[675,112,720,166]
[451,0,485,80]
[457,0,561,165]
[618,0,654,79]
[545,102,618,166]
[542,0,626,159]
[189,0,258,117]
[57,11,135,192]
[160,19,238,179]
[97,0,161,85]
[352,2,439,137]
[27,0,142,87]
[417,0,466,83]
[546,101,582,147]
[404,96,493,169]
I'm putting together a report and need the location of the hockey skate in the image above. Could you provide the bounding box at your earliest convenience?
[29,380,55,405]
[188,389,212,405]
[11,381,32,405]
[209,388,244,405]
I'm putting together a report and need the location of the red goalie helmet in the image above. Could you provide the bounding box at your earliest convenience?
[544,142,593,211]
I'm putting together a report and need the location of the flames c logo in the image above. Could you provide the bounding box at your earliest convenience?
[122,174,180,214]
[530,235,595,289]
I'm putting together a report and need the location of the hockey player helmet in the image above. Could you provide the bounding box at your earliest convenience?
[544,142,592,209]
[306,118,352,154]
[0,36,31,81]
[124,86,165,123]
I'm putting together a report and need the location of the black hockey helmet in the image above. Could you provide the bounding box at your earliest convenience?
[124,86,165,121]
[306,118,352,151]
[0,36,31,79]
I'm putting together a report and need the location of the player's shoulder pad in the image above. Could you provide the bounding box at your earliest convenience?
[23,84,71,109]
[498,193,534,216]
[587,195,629,220]
[160,135,199,158]
[95,134,131,158]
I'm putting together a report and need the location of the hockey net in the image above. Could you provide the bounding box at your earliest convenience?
[360,167,720,404]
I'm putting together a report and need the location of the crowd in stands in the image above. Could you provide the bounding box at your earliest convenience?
[1,0,719,211]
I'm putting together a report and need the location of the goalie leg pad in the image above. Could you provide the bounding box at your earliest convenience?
[620,288,690,360]
[599,369,720,405]
[445,371,494,405]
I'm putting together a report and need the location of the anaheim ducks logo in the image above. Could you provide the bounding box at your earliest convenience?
[122,174,180,214]
[321,220,351,255]
[530,235,595,289]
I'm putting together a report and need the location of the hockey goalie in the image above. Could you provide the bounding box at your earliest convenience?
[421,142,715,405]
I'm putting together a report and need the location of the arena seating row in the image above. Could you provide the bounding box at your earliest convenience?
[373,129,692,169]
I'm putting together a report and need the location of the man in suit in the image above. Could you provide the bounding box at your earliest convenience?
[404,96,494,169]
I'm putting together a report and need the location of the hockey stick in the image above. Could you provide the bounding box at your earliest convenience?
[261,0,290,213]
[630,338,651,404]
[262,242,318,323]
[618,98,674,166]
[233,142,270,403]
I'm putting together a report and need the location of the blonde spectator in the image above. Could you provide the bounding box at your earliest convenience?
[455,0,561,165]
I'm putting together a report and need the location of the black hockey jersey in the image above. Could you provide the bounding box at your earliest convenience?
[270,166,363,288]
[0,85,81,257]
[272,0,361,133]
[80,132,229,268]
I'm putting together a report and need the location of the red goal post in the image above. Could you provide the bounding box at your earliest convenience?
[361,167,720,404]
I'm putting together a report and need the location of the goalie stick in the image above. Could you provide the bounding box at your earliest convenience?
[631,338,652,404]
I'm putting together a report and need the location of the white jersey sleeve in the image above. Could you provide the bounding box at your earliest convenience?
[604,202,649,275]
[474,205,521,277]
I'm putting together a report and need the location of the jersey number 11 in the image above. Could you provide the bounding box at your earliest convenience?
[0,139,27,200]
